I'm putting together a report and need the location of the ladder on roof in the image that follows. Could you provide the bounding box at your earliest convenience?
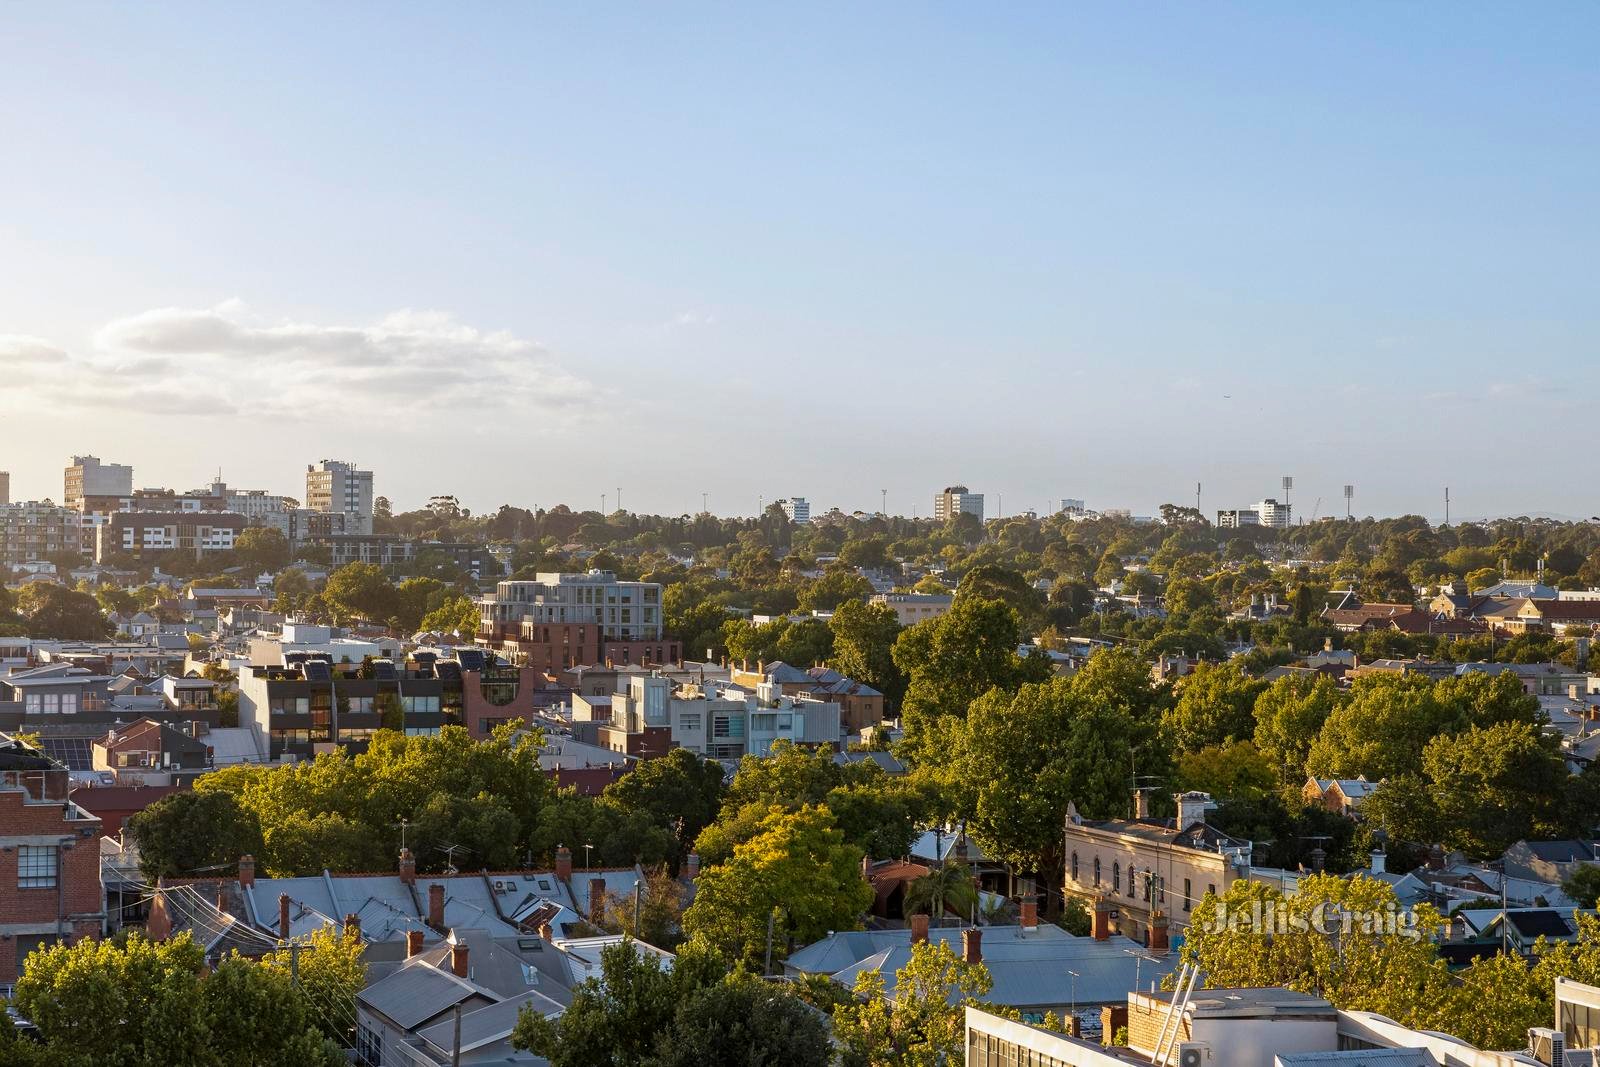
[1151,962,1199,1066]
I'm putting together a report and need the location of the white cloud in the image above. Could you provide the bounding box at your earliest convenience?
[3,303,597,423]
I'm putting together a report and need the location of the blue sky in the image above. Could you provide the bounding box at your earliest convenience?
[1,4,1595,520]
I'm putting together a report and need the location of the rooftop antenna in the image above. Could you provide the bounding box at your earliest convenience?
[438,842,467,875]
[1344,484,1354,521]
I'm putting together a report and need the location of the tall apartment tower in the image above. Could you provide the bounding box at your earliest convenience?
[0,471,9,505]
[63,455,133,510]
[779,497,811,523]
[306,460,374,535]
[933,485,984,522]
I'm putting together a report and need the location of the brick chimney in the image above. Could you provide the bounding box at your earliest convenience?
[398,847,416,886]
[238,854,255,888]
[343,913,361,941]
[961,927,982,965]
[1132,788,1150,821]
[278,893,291,941]
[1149,912,1170,956]
[910,913,929,944]
[589,878,607,924]
[1019,899,1038,931]
[428,883,445,928]
[1091,897,1112,941]
[537,921,554,941]
[861,854,872,878]
[146,888,173,941]
[406,929,425,957]
[683,851,700,881]
[555,844,573,881]
[450,940,469,979]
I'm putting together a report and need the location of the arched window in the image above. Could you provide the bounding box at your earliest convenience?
[1128,866,1138,898]
[1093,857,1101,886]
[1113,862,1121,893]
[1071,852,1079,881]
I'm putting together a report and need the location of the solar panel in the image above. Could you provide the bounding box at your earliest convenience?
[412,651,438,666]
[455,650,487,672]
[301,661,331,682]
[371,661,397,680]
[42,738,94,771]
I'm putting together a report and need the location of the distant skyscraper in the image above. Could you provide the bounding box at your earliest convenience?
[778,497,811,523]
[306,460,375,535]
[934,485,984,521]
[1253,498,1293,529]
[63,455,133,510]
[0,471,9,506]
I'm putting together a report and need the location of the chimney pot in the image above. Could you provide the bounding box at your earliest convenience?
[406,929,425,957]
[238,854,255,888]
[343,913,361,941]
[1149,912,1170,956]
[555,844,573,881]
[910,913,929,944]
[1020,899,1038,931]
[537,921,554,941]
[1091,897,1112,941]
[428,883,446,928]
[450,941,469,979]
[961,927,982,965]
[398,847,417,886]
[1370,849,1387,875]
[278,893,291,941]
[1132,789,1150,821]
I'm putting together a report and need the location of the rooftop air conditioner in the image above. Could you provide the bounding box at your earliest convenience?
[1528,1027,1565,1067]
[1176,1044,1208,1067]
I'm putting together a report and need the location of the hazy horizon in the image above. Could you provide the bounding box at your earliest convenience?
[3,5,1596,520]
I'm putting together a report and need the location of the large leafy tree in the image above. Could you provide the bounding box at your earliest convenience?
[1161,661,1267,755]
[683,805,873,968]
[233,527,291,574]
[16,584,110,640]
[834,940,993,1067]
[126,789,265,881]
[645,972,832,1067]
[604,747,726,867]
[1179,874,1453,1030]
[892,597,1049,760]
[321,562,398,625]
[828,599,906,712]
[1252,673,1343,780]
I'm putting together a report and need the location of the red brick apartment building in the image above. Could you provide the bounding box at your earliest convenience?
[0,736,105,987]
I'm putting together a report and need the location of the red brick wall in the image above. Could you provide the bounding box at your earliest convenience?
[0,791,104,983]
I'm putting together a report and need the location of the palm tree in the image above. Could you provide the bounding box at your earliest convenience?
[904,861,979,925]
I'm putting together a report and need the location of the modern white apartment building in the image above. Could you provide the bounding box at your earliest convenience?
[63,455,133,510]
[933,485,984,521]
[478,570,664,641]
[778,497,811,523]
[1216,508,1262,528]
[1254,497,1293,528]
[305,460,374,535]
[575,676,843,760]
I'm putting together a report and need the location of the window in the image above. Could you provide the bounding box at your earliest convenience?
[1093,858,1101,887]
[1113,862,1120,893]
[679,714,701,731]
[18,846,56,889]
[1208,883,1216,900]
[1158,877,1165,904]
[356,1021,382,1066]
[1184,878,1192,912]
[1070,853,1079,881]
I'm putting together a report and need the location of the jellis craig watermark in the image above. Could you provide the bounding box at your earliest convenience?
[1206,901,1426,940]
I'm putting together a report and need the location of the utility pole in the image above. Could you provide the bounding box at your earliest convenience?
[764,909,777,975]
[1445,487,1451,526]
[452,1004,462,1067]
[287,941,301,985]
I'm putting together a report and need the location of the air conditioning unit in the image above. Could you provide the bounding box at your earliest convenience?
[1528,1027,1565,1067]
[1176,1044,1208,1067]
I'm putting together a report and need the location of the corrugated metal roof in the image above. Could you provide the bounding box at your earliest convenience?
[358,962,486,1030]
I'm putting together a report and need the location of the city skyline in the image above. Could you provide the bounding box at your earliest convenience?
[2,5,1597,518]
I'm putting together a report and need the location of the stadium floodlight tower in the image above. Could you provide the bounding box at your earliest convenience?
[1344,484,1354,520]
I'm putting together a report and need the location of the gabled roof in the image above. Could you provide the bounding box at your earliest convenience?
[358,958,491,1030]
[414,988,563,1057]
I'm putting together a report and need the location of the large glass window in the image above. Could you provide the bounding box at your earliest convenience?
[18,846,57,889]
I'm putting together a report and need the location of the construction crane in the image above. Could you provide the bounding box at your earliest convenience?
[1309,497,1322,522]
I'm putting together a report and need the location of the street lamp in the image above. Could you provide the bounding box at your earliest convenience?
[1065,968,1080,1028]
[583,843,594,869]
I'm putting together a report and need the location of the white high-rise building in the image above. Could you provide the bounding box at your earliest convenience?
[1253,498,1293,529]
[305,460,374,535]
[934,485,984,522]
[779,497,811,523]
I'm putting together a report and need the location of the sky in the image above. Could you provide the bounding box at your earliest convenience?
[1,4,1596,522]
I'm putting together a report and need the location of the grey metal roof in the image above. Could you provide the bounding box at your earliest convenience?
[358,962,487,1030]
[1278,1051,1436,1067]
[415,988,563,1056]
